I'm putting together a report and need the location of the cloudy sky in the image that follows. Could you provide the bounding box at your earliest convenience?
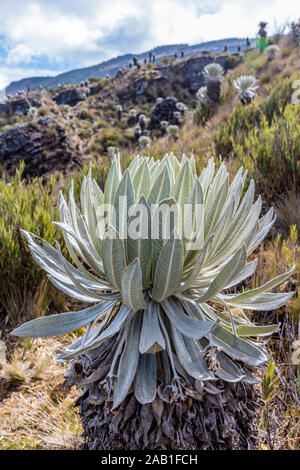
[0,0,299,89]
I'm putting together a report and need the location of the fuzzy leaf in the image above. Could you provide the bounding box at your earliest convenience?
[173,160,192,206]
[237,324,280,337]
[147,166,170,205]
[127,197,151,288]
[139,300,165,353]
[133,158,151,199]
[104,156,121,205]
[224,265,295,302]
[113,314,142,409]
[171,325,214,381]
[152,230,183,302]
[151,198,178,275]
[102,227,127,290]
[121,259,145,311]
[162,298,216,339]
[197,245,246,302]
[215,352,246,382]
[113,169,135,237]
[11,301,116,338]
[211,324,268,366]
[180,234,214,291]
[134,353,157,404]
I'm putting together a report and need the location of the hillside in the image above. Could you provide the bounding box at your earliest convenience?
[5,37,248,94]
[0,48,243,179]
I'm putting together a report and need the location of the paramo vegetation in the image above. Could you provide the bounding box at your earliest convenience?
[0,23,299,450]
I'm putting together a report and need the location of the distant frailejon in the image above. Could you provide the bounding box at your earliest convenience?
[6,37,249,94]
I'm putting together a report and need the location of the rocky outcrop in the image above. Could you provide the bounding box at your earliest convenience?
[28,96,42,108]
[117,69,168,104]
[150,96,179,129]
[54,88,88,106]
[180,55,228,92]
[0,117,82,178]
[116,53,240,105]
[134,78,149,97]
[0,103,8,116]
[11,98,31,116]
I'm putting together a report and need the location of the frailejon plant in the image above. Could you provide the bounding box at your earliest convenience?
[138,135,152,148]
[204,63,224,82]
[167,124,179,139]
[194,86,213,125]
[12,154,294,450]
[234,75,259,105]
[265,44,280,61]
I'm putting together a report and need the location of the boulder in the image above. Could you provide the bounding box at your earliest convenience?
[54,88,87,106]
[149,96,178,129]
[0,98,31,117]
[134,79,149,96]
[11,97,31,116]
[0,117,82,178]
[0,103,9,116]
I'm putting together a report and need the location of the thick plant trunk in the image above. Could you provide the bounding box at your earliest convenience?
[75,378,262,450]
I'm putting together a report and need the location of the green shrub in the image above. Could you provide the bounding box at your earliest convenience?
[260,76,296,124]
[275,191,300,237]
[214,102,262,157]
[214,76,299,159]
[0,164,64,325]
[95,118,107,129]
[234,104,300,198]
[38,107,50,117]
[88,77,102,83]
[100,128,124,152]
[77,109,94,122]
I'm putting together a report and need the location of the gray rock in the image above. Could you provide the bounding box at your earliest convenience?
[11,97,31,116]
[54,88,87,106]
[134,79,149,96]
[0,98,31,117]
[150,96,178,129]
[28,96,42,108]
[89,83,103,95]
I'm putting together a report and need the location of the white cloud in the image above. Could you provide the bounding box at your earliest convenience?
[6,44,37,65]
[0,0,299,88]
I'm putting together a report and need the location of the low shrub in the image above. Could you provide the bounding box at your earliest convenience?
[261,76,296,124]
[0,164,65,326]
[100,128,124,152]
[77,109,94,122]
[234,104,300,198]
[214,102,262,157]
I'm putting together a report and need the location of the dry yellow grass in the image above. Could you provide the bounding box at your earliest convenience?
[0,336,83,450]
